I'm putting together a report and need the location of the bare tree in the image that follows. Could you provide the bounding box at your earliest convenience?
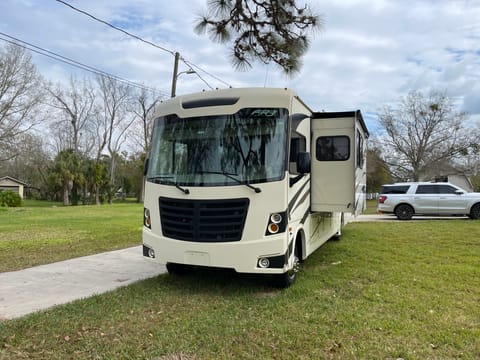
[97,76,134,204]
[130,88,161,153]
[0,131,51,194]
[0,43,45,161]
[47,77,97,156]
[195,0,322,74]
[378,91,475,181]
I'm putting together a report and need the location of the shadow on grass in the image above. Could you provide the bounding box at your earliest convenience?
[146,266,286,297]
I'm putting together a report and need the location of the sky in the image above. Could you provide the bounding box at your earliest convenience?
[1,0,479,133]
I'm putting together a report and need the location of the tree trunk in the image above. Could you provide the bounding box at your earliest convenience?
[62,178,69,206]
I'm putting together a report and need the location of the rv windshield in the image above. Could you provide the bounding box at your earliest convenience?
[147,108,288,187]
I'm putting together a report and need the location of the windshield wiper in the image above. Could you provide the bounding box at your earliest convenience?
[147,175,173,183]
[172,182,190,194]
[147,176,189,194]
[199,171,261,194]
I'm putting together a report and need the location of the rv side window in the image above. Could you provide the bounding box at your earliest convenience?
[356,130,364,168]
[316,136,350,161]
[289,135,306,174]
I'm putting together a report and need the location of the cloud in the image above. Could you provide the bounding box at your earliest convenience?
[0,0,479,133]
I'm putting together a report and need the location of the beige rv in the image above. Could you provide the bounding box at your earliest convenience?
[143,88,368,287]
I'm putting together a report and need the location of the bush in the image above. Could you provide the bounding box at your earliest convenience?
[0,190,22,207]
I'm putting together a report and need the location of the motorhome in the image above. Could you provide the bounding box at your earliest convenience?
[143,87,368,287]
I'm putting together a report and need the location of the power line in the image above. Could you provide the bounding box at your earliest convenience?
[181,59,214,90]
[0,32,168,96]
[55,0,233,89]
[54,0,175,56]
[182,59,232,88]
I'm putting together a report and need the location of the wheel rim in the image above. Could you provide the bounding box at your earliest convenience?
[287,254,300,279]
[472,205,480,219]
[397,205,412,219]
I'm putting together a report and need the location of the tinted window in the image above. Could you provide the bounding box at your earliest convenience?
[380,185,410,194]
[416,185,437,194]
[290,135,306,162]
[289,134,307,174]
[316,136,350,161]
[437,185,458,194]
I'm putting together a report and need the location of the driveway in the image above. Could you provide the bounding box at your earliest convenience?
[0,246,166,320]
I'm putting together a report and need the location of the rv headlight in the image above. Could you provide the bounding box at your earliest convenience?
[265,211,287,236]
[270,213,282,224]
[144,207,151,229]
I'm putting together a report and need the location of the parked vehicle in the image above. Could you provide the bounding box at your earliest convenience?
[142,87,369,287]
[377,182,480,220]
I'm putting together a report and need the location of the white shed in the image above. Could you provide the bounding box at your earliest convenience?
[0,176,28,199]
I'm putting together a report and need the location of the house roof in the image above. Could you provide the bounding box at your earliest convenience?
[0,176,29,186]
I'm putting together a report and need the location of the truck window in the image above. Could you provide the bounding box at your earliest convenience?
[437,185,458,194]
[416,185,437,194]
[380,185,410,194]
[316,136,350,161]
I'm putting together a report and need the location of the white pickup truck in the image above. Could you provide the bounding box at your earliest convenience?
[377,182,480,220]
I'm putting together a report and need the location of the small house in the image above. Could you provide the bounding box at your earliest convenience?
[0,176,28,199]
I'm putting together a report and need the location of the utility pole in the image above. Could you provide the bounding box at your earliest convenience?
[171,52,180,98]
[170,52,195,98]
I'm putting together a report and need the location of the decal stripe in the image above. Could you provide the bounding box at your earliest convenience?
[288,177,311,215]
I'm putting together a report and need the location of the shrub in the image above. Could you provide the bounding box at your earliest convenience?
[0,190,22,207]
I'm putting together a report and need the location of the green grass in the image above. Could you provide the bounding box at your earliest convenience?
[364,199,378,214]
[1,220,479,359]
[0,201,143,272]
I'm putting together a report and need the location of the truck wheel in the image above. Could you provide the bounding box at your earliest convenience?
[166,262,192,275]
[395,204,414,220]
[470,203,480,219]
[274,247,301,288]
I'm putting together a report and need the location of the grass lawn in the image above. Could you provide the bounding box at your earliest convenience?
[0,200,143,272]
[364,199,378,214]
[1,217,479,359]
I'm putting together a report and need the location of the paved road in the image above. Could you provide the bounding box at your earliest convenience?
[0,246,166,320]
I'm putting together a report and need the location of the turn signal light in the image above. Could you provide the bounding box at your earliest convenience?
[268,223,279,234]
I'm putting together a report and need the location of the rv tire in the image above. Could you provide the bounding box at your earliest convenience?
[273,248,301,289]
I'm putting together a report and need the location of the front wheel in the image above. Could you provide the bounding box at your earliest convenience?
[395,204,414,220]
[470,203,480,219]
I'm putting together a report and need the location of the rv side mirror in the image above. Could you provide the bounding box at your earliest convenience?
[143,158,149,176]
[297,152,311,174]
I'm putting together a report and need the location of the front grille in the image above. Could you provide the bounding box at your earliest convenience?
[159,197,249,242]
